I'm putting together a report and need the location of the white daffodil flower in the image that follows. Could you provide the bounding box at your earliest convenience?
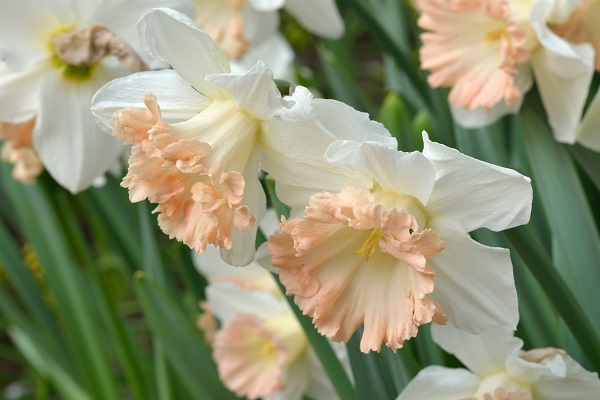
[417,0,595,146]
[91,8,394,266]
[193,0,344,59]
[266,132,532,353]
[0,0,193,192]
[397,323,600,400]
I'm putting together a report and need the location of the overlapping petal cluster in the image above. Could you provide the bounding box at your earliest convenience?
[92,8,393,266]
[0,0,192,192]
[397,323,600,400]
[416,0,598,148]
[267,134,532,352]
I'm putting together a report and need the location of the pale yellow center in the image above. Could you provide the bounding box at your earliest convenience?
[263,312,308,368]
[474,372,532,399]
[484,28,508,43]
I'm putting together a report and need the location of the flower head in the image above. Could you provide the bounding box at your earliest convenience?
[396,323,600,400]
[92,8,393,265]
[0,0,193,191]
[267,133,532,352]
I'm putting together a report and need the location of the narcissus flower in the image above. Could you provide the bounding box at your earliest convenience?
[92,8,393,266]
[195,235,347,400]
[268,133,532,352]
[193,0,344,59]
[417,0,595,145]
[396,323,600,400]
[0,0,192,192]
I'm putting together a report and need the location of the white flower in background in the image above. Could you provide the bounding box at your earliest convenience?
[417,0,595,146]
[92,9,393,266]
[0,0,193,192]
[267,133,532,352]
[230,33,295,81]
[194,210,348,400]
[193,0,344,59]
[396,323,600,400]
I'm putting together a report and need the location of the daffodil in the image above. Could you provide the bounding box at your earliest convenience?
[0,0,193,192]
[267,133,532,352]
[396,323,600,400]
[417,0,595,146]
[91,8,394,266]
[194,215,348,400]
[193,0,344,59]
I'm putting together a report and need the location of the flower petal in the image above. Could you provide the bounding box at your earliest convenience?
[431,323,521,377]
[243,5,280,46]
[230,33,294,81]
[91,69,210,131]
[205,61,285,120]
[427,220,519,334]
[248,0,285,12]
[395,366,480,400]
[0,61,48,123]
[533,355,600,399]
[0,0,61,70]
[34,68,123,193]
[206,281,285,323]
[138,8,230,96]
[260,87,392,207]
[530,0,595,143]
[284,0,344,39]
[325,141,436,206]
[423,133,532,232]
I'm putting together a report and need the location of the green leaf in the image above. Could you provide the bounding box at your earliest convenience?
[9,327,92,400]
[503,227,600,372]
[134,273,237,400]
[520,106,600,341]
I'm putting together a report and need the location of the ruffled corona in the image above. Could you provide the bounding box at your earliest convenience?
[112,94,255,253]
[212,312,307,399]
[418,0,533,110]
[270,185,446,353]
[0,120,44,183]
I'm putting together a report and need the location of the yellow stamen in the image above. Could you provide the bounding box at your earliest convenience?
[355,228,384,261]
[484,28,506,43]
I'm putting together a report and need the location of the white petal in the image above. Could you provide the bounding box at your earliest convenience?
[0,0,60,70]
[423,135,532,232]
[530,0,595,143]
[534,356,600,399]
[325,141,436,206]
[249,0,285,12]
[206,281,285,323]
[431,323,520,377]
[243,6,280,46]
[89,0,195,68]
[303,349,338,400]
[395,366,480,400]
[0,61,48,123]
[269,354,311,400]
[428,220,519,334]
[230,34,294,81]
[260,208,282,237]
[91,69,210,131]
[34,68,123,193]
[543,0,583,24]
[205,61,285,120]
[193,246,267,282]
[576,88,600,151]
[284,0,344,39]
[138,8,230,97]
[219,150,266,267]
[260,88,376,207]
